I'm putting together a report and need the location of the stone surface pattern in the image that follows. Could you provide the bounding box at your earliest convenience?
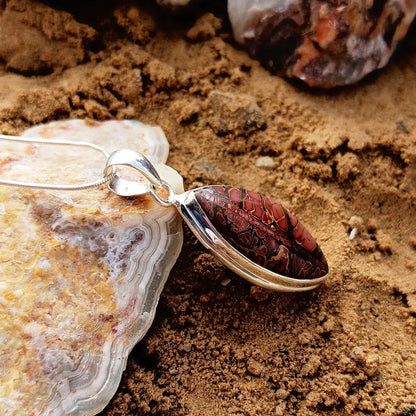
[0,120,183,416]
[228,0,416,87]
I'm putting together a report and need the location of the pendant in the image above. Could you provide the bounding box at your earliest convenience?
[105,149,329,292]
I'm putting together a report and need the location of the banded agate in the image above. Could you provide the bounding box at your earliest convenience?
[0,119,183,416]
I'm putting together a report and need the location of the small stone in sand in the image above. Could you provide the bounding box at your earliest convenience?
[255,156,275,170]
[246,357,263,376]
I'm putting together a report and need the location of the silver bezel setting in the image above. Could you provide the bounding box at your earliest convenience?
[173,189,328,292]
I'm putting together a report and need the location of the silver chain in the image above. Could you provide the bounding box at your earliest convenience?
[0,134,116,191]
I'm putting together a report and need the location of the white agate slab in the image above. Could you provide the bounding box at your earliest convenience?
[0,119,183,416]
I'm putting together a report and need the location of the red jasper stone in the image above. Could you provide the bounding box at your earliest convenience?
[194,185,328,279]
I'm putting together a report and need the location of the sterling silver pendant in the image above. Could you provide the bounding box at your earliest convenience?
[105,149,329,292]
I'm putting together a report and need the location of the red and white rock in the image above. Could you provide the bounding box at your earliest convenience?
[228,0,416,87]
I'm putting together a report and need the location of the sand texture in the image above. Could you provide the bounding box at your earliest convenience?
[0,1,415,415]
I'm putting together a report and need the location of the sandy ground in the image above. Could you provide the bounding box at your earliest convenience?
[1,1,416,415]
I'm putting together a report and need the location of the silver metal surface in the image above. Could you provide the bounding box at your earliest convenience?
[105,149,164,197]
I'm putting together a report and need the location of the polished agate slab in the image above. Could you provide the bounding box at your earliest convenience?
[0,120,183,416]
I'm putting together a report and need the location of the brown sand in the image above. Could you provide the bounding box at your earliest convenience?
[1,1,416,415]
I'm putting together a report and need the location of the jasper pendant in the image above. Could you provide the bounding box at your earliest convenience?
[174,185,328,292]
[105,150,329,292]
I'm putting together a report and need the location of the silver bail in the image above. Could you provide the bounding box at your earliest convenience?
[105,149,164,197]
[104,149,175,207]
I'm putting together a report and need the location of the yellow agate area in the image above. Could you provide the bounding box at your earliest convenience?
[0,120,184,416]
[0,188,117,414]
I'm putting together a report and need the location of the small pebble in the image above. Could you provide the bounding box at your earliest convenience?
[349,228,357,241]
[220,277,231,286]
[246,357,263,376]
[275,388,290,400]
[255,156,276,170]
